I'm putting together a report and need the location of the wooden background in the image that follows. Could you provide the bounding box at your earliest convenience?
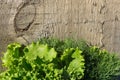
[0,0,120,70]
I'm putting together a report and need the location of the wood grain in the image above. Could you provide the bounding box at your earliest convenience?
[1,0,120,70]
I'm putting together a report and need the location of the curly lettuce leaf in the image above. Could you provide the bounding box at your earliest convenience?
[24,42,57,62]
[2,43,22,67]
[61,48,85,80]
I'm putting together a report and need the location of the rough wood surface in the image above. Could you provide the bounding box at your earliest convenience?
[0,0,120,70]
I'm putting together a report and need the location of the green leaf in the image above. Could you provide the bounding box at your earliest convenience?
[24,42,57,62]
[61,48,85,80]
[2,43,21,67]
[61,48,74,61]
[67,48,85,80]
[71,48,83,58]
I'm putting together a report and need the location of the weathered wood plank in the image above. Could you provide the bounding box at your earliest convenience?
[1,0,120,70]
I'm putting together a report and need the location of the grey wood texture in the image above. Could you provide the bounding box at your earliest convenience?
[0,0,120,70]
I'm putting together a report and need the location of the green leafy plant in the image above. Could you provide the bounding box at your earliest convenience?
[0,41,85,80]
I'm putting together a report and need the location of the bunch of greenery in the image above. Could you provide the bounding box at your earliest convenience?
[0,41,85,80]
[83,46,120,80]
[1,37,120,80]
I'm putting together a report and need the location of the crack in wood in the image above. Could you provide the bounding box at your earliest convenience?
[100,21,105,48]
[21,36,30,44]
